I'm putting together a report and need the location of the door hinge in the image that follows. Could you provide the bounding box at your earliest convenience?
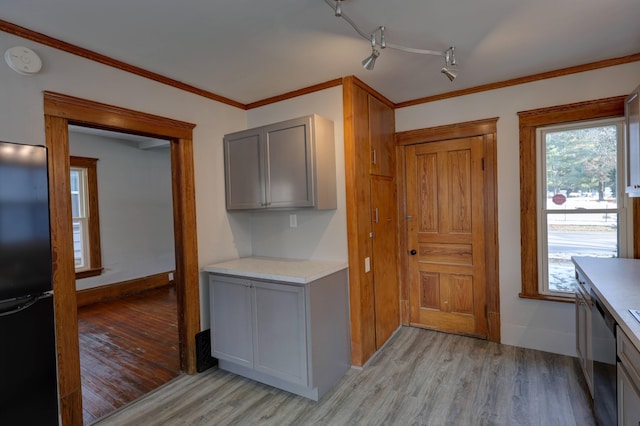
[481,158,485,171]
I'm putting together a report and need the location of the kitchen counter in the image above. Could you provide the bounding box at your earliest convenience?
[572,257,640,351]
[202,257,348,284]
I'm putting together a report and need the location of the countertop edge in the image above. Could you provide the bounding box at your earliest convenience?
[573,257,640,353]
[202,258,349,284]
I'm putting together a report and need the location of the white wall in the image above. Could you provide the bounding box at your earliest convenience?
[0,32,248,327]
[68,132,175,290]
[245,86,348,262]
[396,61,640,356]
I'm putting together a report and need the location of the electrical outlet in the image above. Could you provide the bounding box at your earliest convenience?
[364,257,370,272]
[289,214,297,228]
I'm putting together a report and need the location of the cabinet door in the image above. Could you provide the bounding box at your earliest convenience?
[369,95,395,177]
[210,275,254,368]
[371,175,400,349]
[252,280,308,386]
[224,131,266,209]
[626,88,640,196]
[575,291,593,394]
[618,362,640,426]
[265,118,314,208]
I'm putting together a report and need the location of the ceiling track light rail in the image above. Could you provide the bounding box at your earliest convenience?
[326,0,457,79]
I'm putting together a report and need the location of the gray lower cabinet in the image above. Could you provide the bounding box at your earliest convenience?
[575,270,593,395]
[209,269,350,400]
[617,326,640,425]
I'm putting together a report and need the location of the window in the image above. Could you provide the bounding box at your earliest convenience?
[536,119,627,297]
[518,96,636,302]
[70,156,102,279]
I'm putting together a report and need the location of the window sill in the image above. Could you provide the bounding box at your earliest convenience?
[519,293,575,304]
[75,268,103,280]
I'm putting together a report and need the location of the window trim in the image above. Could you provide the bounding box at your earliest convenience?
[518,96,627,303]
[536,118,626,297]
[70,156,102,279]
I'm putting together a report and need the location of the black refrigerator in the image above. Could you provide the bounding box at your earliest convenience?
[0,141,59,425]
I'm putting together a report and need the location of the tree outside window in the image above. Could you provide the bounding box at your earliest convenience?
[539,120,627,296]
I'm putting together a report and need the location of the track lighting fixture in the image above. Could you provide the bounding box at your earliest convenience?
[334,0,342,17]
[441,67,458,82]
[325,0,458,81]
[441,46,458,81]
[362,49,379,71]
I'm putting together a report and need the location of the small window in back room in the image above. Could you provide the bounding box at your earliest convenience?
[536,118,628,296]
[70,156,102,278]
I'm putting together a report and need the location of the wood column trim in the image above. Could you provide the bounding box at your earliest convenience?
[45,115,83,426]
[171,138,201,374]
[342,77,375,366]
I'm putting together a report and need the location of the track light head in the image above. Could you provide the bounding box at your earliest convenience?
[334,0,342,17]
[441,67,458,81]
[362,49,380,71]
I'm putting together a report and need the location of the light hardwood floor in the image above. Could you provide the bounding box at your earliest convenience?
[95,327,595,425]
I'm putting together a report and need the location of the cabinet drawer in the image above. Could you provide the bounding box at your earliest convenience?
[617,326,640,386]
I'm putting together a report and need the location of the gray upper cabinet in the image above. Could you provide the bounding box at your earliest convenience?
[224,114,337,210]
[625,86,640,197]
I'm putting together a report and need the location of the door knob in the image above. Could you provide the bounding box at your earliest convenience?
[410,249,417,255]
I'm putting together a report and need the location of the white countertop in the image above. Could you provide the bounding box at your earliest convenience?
[202,257,348,284]
[572,257,640,351]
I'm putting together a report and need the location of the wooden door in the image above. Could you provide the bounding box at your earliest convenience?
[371,176,400,347]
[405,137,488,337]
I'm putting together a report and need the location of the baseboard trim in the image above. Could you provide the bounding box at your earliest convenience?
[76,271,175,307]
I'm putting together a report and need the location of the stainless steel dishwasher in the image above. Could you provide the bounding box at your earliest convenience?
[591,288,617,426]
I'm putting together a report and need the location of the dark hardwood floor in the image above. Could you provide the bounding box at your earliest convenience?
[96,326,595,425]
[78,285,180,425]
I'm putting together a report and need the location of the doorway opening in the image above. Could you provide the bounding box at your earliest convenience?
[67,126,180,423]
[44,92,200,426]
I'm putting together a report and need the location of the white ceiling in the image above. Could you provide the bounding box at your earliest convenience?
[2,0,639,105]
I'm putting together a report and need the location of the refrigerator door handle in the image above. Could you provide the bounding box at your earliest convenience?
[0,292,51,317]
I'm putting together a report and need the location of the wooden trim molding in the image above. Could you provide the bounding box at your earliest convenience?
[518,96,627,301]
[396,118,500,343]
[245,78,343,110]
[3,18,639,112]
[396,53,640,108]
[396,117,499,146]
[76,271,174,307]
[0,19,245,110]
[44,91,195,139]
[45,93,200,426]
[349,76,395,109]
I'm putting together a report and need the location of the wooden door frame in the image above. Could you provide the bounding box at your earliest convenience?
[396,117,501,342]
[44,92,200,426]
